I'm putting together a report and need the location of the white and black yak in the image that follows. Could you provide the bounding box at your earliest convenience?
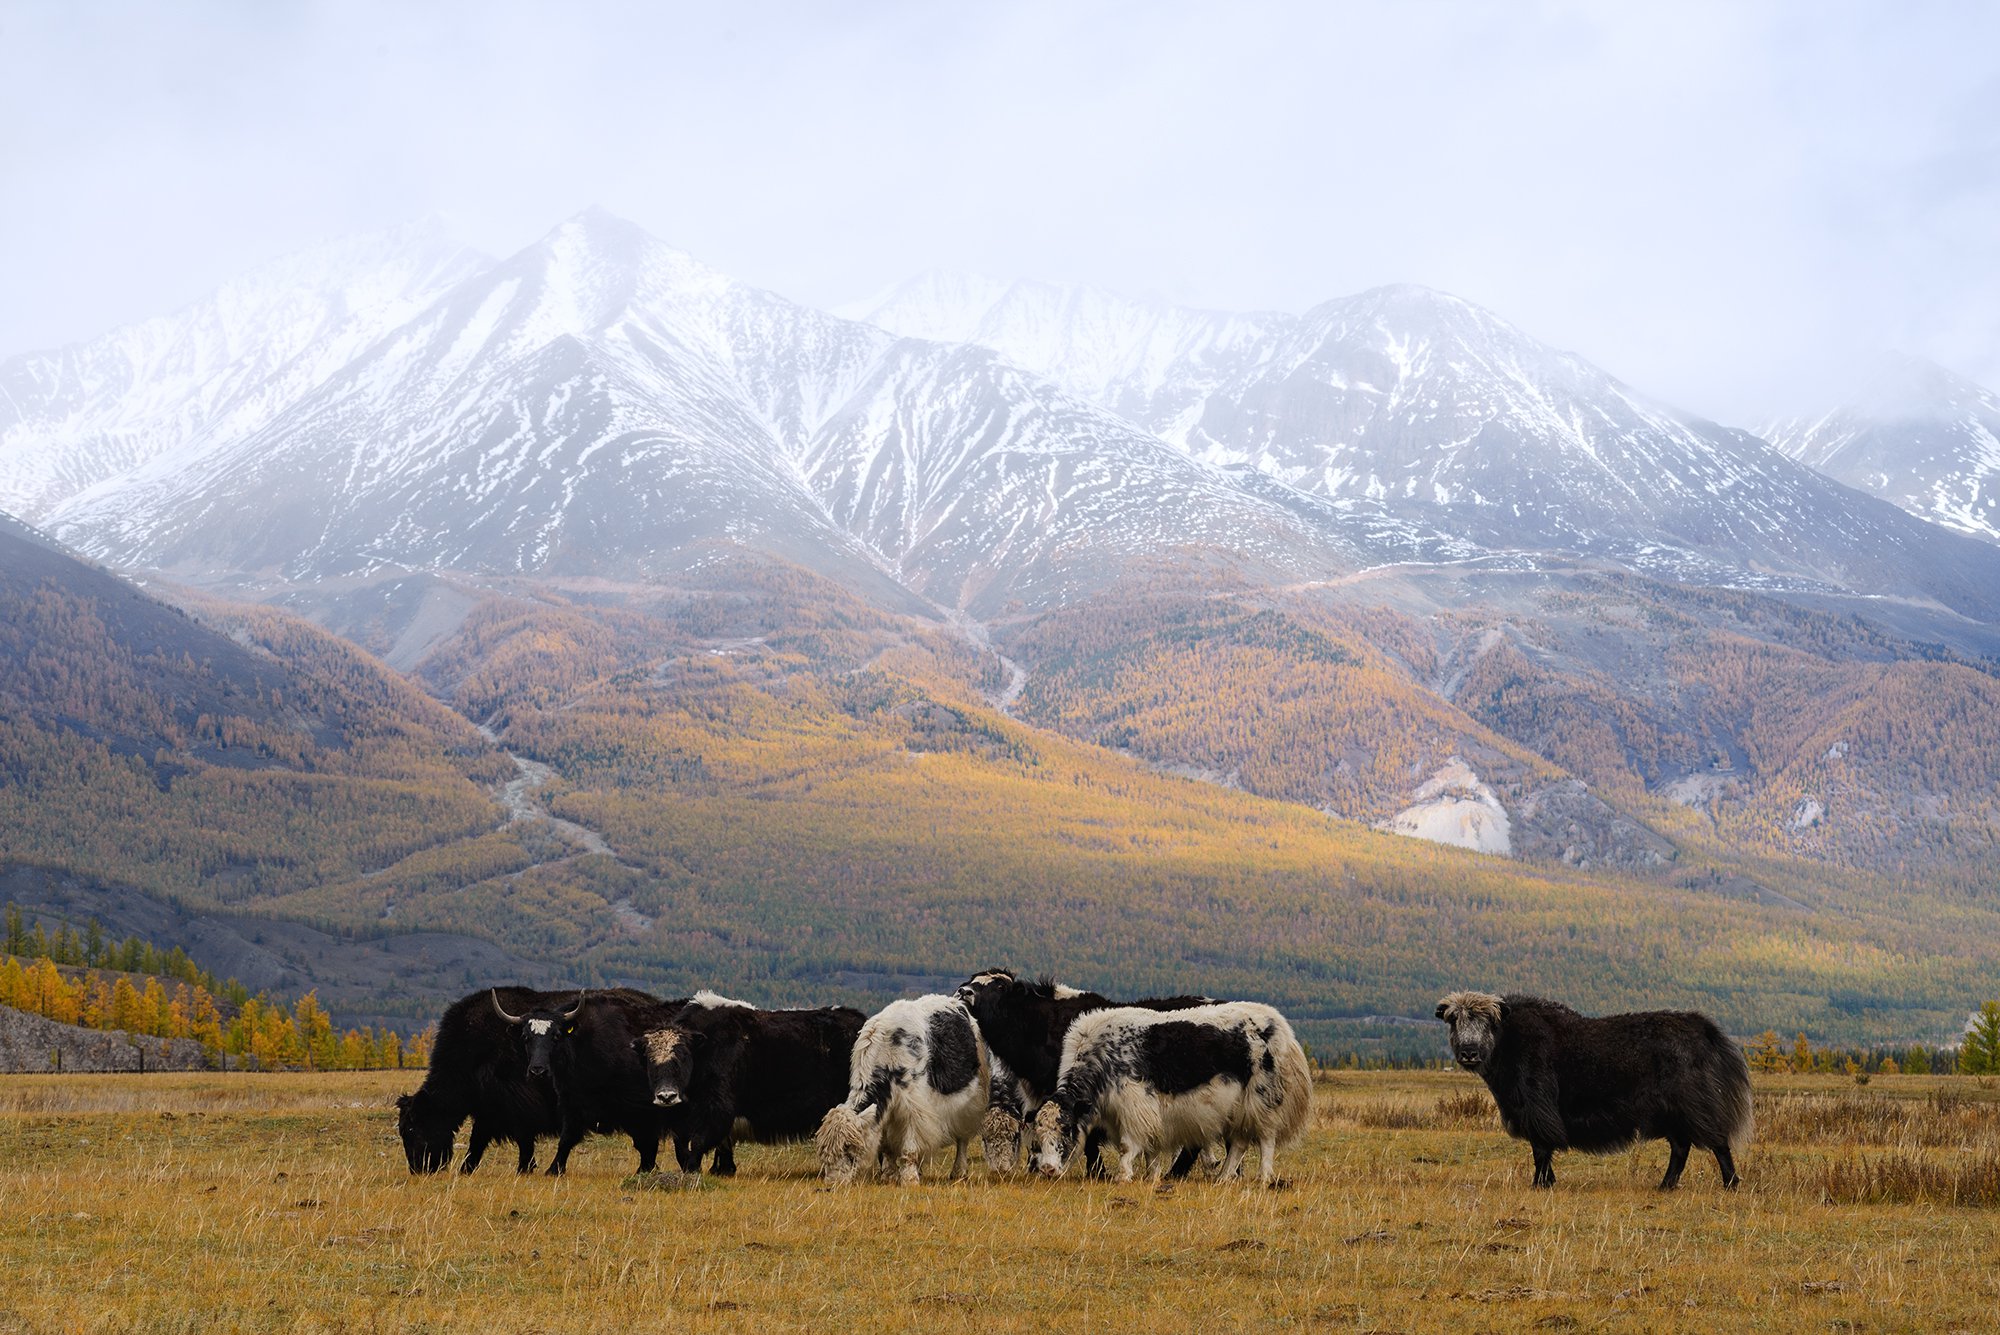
[955,968,1213,1176]
[1032,1001,1312,1185]
[815,994,990,1185]
[1434,991,1752,1190]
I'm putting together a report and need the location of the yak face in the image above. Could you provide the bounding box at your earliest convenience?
[395,1091,456,1174]
[517,1016,575,1078]
[1032,1099,1087,1178]
[641,1027,699,1108]
[492,990,584,1079]
[954,968,1015,1017]
[1435,991,1506,1072]
[814,1102,883,1185]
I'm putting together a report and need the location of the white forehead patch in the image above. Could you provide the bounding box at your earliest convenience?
[642,1030,682,1063]
[527,1019,554,1036]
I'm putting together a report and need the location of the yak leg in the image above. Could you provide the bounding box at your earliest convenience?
[514,1137,537,1174]
[1257,1136,1278,1186]
[1083,1128,1109,1178]
[631,1127,660,1174]
[546,1125,587,1176]
[949,1139,970,1181]
[1164,1146,1201,1179]
[1531,1143,1557,1189]
[459,1123,491,1175]
[1659,1139,1691,1191]
[708,1137,738,1176]
[897,1145,922,1187]
[1215,1140,1246,1182]
[1713,1145,1741,1189]
[1115,1140,1143,1183]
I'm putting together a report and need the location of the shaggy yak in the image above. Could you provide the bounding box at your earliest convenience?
[1032,1001,1313,1185]
[815,994,990,1185]
[1434,991,1752,1190]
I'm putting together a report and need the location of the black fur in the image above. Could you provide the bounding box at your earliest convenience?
[925,1005,981,1095]
[956,969,1212,1177]
[395,985,655,1176]
[643,1002,866,1171]
[1137,1021,1252,1095]
[1446,993,1751,1190]
[534,990,697,1177]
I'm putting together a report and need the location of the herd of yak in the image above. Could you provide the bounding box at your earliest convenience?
[395,971,1754,1191]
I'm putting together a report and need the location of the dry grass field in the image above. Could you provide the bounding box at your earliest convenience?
[1,1070,1996,1333]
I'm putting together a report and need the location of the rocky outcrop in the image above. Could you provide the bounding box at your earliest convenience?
[0,1003,214,1073]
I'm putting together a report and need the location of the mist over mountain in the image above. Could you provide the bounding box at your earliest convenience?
[9,211,2000,624]
[1767,355,2000,546]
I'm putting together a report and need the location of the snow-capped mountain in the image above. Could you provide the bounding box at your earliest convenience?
[854,275,2000,620]
[0,219,487,520]
[1766,356,2000,545]
[23,211,1358,611]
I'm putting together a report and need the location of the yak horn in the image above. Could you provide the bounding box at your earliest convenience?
[560,989,587,1022]
[491,990,525,1025]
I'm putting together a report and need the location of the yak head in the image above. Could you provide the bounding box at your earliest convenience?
[980,1106,1025,1175]
[1435,991,1506,1072]
[395,1089,457,1174]
[640,1025,701,1109]
[814,1101,885,1185]
[493,989,585,1079]
[1032,1097,1089,1178]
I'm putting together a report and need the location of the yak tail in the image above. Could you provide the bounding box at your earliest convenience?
[1717,1029,1755,1153]
[1266,1020,1315,1150]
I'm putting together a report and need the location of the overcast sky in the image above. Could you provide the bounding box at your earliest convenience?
[3,0,1995,424]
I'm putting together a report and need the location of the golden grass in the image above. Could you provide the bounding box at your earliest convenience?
[1,1071,1996,1333]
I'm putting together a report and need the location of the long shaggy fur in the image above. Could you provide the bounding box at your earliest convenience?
[820,995,989,1186]
[1040,1001,1311,1185]
[1436,990,1753,1190]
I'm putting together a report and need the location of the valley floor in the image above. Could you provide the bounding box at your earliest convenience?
[0,1071,1995,1333]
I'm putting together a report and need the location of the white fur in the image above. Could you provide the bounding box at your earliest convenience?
[818,994,989,1186]
[526,1019,554,1036]
[1039,1001,1312,1186]
[689,989,754,1009]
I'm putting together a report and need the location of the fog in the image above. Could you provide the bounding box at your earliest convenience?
[3,0,1995,423]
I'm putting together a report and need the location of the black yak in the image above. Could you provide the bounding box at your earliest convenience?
[396,985,734,1176]
[641,995,866,1173]
[1434,991,1752,1190]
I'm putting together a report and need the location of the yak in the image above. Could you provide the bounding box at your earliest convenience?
[1435,991,1752,1190]
[1032,1001,1313,1185]
[395,985,642,1175]
[491,988,735,1177]
[955,968,1212,1177]
[642,997,865,1173]
[395,985,734,1176]
[815,994,990,1185]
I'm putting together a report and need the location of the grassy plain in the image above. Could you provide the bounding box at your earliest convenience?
[1,1070,1996,1333]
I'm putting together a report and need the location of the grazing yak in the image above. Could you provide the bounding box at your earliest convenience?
[816,995,991,1185]
[956,969,1213,1176]
[1033,1001,1312,1185]
[396,985,657,1175]
[1434,991,1752,1190]
[979,1053,1033,1173]
[642,996,865,1173]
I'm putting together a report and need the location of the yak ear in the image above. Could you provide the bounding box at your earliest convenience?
[1497,998,1512,1021]
[1433,1002,1449,1021]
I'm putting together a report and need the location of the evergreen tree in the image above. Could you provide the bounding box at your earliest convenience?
[1960,1001,2000,1075]
[1791,1031,1813,1073]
